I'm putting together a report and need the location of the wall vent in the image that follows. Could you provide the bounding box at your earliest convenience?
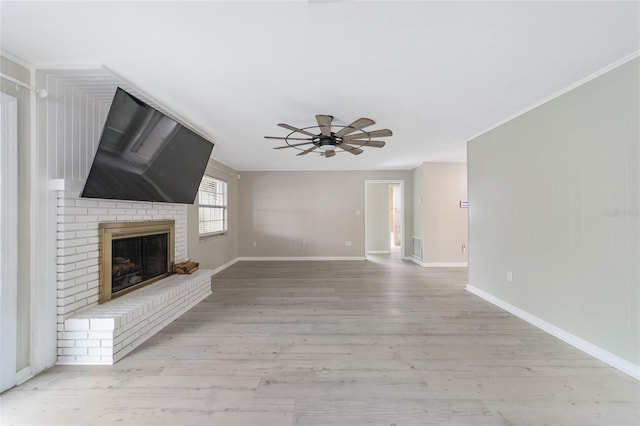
[411,236,422,260]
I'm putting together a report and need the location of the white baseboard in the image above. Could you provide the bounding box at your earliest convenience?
[424,262,468,267]
[236,256,366,261]
[367,250,391,254]
[209,256,368,276]
[466,284,640,381]
[410,258,468,267]
[16,366,32,385]
[210,258,239,276]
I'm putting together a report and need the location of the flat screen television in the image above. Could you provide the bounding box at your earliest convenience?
[81,87,214,204]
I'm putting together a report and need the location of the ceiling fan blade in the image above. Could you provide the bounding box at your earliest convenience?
[339,144,363,155]
[264,136,313,141]
[315,115,333,137]
[324,150,336,158]
[297,145,319,156]
[342,140,386,148]
[278,123,317,137]
[343,128,392,140]
[273,142,314,149]
[334,118,375,137]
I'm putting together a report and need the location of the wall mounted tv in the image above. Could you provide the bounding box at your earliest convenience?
[81,87,214,204]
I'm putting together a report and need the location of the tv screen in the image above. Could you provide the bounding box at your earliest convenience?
[81,87,214,204]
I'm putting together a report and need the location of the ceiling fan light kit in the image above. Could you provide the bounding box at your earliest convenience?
[265,114,392,158]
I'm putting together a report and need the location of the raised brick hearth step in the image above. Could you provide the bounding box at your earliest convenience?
[57,269,213,365]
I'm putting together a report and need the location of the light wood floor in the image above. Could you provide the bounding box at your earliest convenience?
[2,257,639,425]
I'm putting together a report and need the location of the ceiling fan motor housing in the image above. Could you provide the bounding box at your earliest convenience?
[317,134,339,151]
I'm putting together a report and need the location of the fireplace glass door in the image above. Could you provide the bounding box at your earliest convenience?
[112,233,169,295]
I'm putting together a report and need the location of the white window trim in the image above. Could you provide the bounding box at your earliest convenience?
[198,176,227,238]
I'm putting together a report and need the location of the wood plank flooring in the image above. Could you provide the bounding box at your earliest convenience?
[2,256,639,425]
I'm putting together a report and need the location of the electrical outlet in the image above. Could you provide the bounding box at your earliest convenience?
[345,240,352,247]
[252,241,257,247]
[507,271,513,282]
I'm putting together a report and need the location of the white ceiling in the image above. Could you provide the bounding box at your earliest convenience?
[1,1,638,171]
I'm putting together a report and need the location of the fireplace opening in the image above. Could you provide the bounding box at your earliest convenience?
[112,233,169,294]
[99,220,175,303]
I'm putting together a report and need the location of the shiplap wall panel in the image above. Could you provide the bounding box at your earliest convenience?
[39,69,193,183]
[0,93,18,391]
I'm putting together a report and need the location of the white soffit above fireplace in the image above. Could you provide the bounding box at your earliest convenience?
[1,1,638,171]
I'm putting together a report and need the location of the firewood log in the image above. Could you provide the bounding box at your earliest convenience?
[175,259,199,274]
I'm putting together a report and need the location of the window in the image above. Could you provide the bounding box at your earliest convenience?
[198,176,227,236]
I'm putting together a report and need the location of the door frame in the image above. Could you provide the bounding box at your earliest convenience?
[0,93,18,392]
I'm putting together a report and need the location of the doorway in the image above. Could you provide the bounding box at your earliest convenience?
[389,184,401,254]
[364,180,404,259]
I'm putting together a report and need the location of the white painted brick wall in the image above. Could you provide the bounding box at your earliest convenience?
[55,191,188,330]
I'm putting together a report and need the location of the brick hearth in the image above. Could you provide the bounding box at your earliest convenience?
[57,269,212,365]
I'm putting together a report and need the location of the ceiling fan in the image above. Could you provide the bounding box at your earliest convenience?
[265,115,392,158]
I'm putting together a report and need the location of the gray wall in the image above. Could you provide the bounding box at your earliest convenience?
[412,162,468,264]
[187,159,239,269]
[237,170,413,258]
[1,56,31,371]
[423,163,468,264]
[468,58,639,365]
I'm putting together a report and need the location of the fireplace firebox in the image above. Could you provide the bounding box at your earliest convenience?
[99,220,175,303]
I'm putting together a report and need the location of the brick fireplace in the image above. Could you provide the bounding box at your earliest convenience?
[56,191,212,365]
[56,191,187,320]
[32,71,216,368]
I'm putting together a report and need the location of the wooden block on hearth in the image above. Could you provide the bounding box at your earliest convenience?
[175,260,199,274]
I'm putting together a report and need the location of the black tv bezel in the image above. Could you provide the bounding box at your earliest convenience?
[80,87,214,205]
